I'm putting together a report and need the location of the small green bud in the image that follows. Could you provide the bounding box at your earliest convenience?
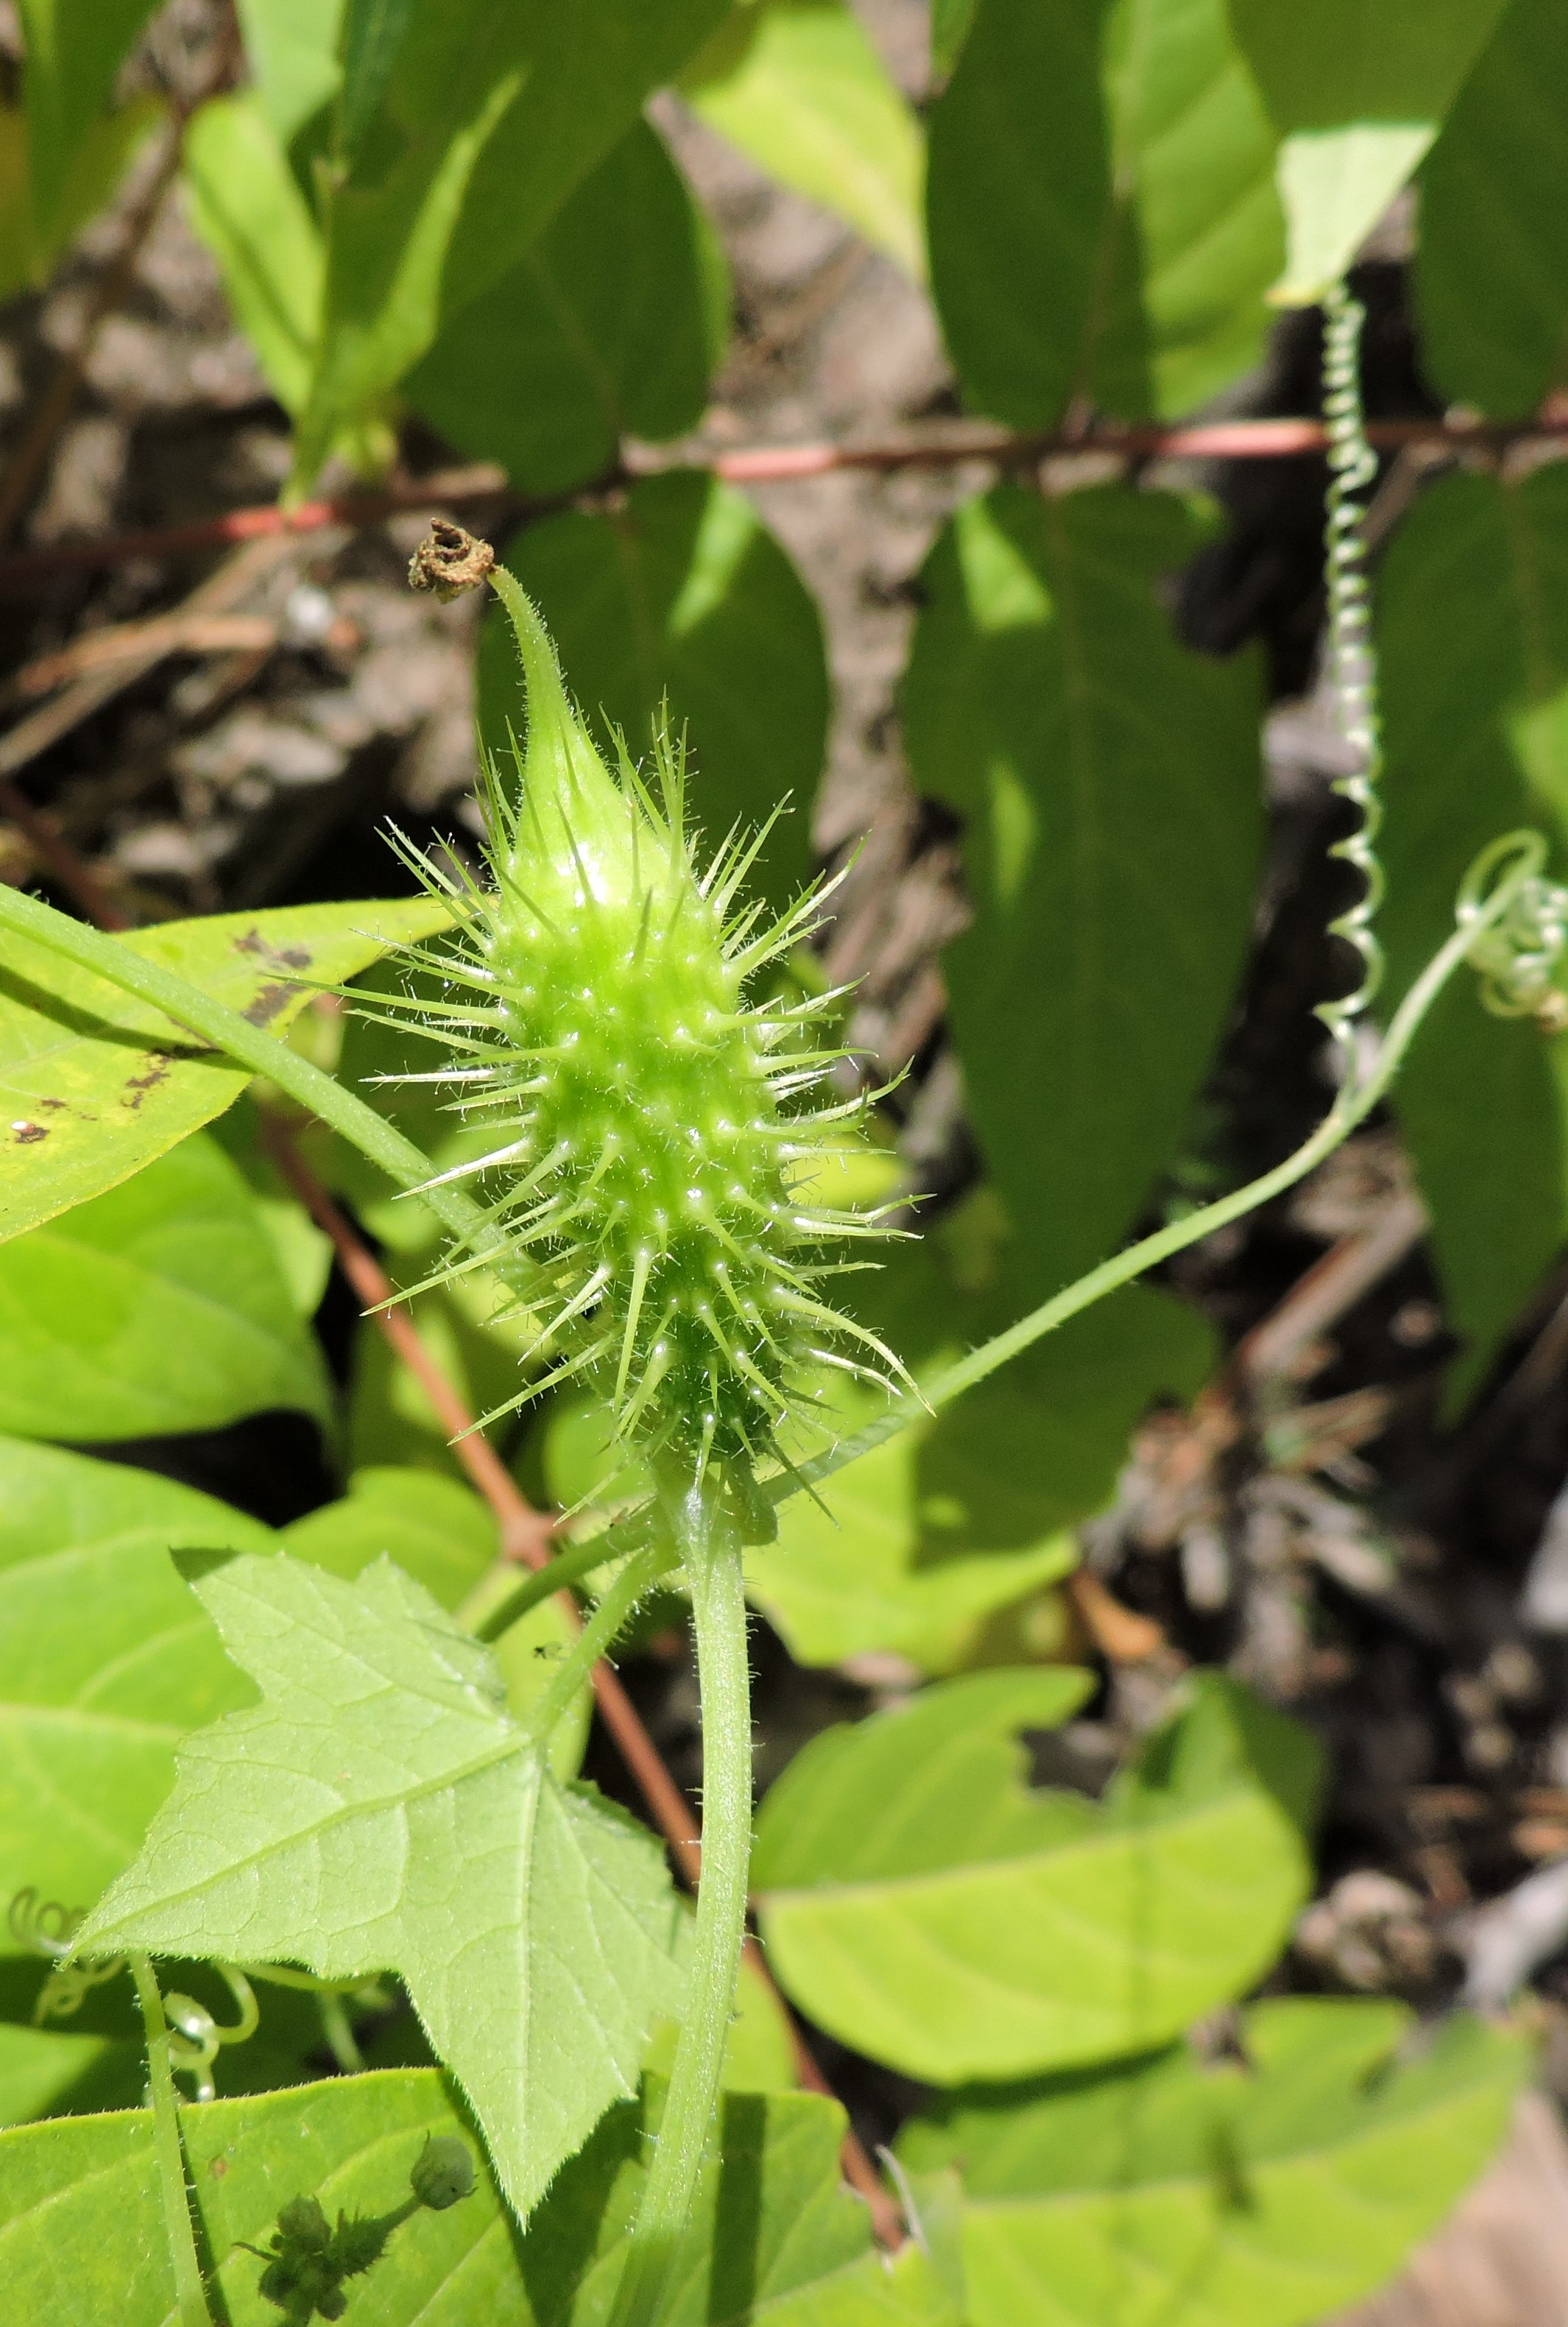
[409,2134,476,2211]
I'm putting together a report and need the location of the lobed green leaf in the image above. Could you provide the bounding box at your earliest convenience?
[76,1553,685,2220]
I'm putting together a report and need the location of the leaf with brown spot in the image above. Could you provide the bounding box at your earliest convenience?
[0,899,451,1242]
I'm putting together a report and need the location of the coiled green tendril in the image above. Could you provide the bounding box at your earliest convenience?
[1317,278,1386,1064]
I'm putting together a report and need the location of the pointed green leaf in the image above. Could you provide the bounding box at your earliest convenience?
[1418,0,1568,419]
[927,0,1145,424]
[0,897,451,1243]
[16,0,158,246]
[0,1437,270,1915]
[339,0,418,157]
[682,0,927,282]
[0,1131,331,1440]
[478,473,827,915]
[406,120,728,495]
[927,0,1282,425]
[755,1672,1319,2082]
[291,0,728,490]
[234,0,346,143]
[183,94,324,415]
[903,484,1262,1296]
[1226,0,1509,301]
[1375,465,1568,1400]
[77,1553,685,2220]
[0,2067,956,2323]
[899,1999,1528,2327]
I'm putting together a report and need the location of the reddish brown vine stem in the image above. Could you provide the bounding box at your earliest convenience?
[1,410,1564,593]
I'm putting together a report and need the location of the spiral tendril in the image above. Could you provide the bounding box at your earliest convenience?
[7,1888,124,2021]
[1457,831,1568,1032]
[1316,279,1386,1073]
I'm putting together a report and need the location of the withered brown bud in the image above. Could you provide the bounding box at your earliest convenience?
[408,519,496,602]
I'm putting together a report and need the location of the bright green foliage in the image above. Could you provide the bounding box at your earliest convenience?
[0,2067,956,2324]
[903,485,1262,1296]
[0,898,450,1243]
[682,0,928,282]
[1418,0,1568,418]
[407,122,730,495]
[76,1553,685,2220]
[754,1672,1319,2083]
[646,1926,799,2094]
[1227,0,1509,300]
[0,1437,268,1913]
[183,96,324,417]
[280,1467,592,1775]
[280,1466,497,1611]
[1376,466,1568,1399]
[0,2021,141,2129]
[478,474,827,917]
[234,0,346,143]
[749,1254,1213,1670]
[899,1999,1529,2327]
[0,94,158,303]
[926,0,1282,423]
[0,1132,330,1441]
[289,0,729,490]
[16,0,158,246]
[420,569,862,1475]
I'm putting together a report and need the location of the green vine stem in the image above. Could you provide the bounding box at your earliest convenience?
[130,1951,214,2327]
[608,1477,752,2327]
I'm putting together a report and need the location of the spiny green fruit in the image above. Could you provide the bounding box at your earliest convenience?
[372,565,902,1500]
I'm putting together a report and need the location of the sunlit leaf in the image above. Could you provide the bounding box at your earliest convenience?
[1227,0,1509,301]
[0,2067,957,2323]
[407,119,727,493]
[0,1131,331,1441]
[0,898,451,1243]
[77,1553,685,2220]
[899,1999,1528,2327]
[682,0,927,282]
[755,1671,1319,2082]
